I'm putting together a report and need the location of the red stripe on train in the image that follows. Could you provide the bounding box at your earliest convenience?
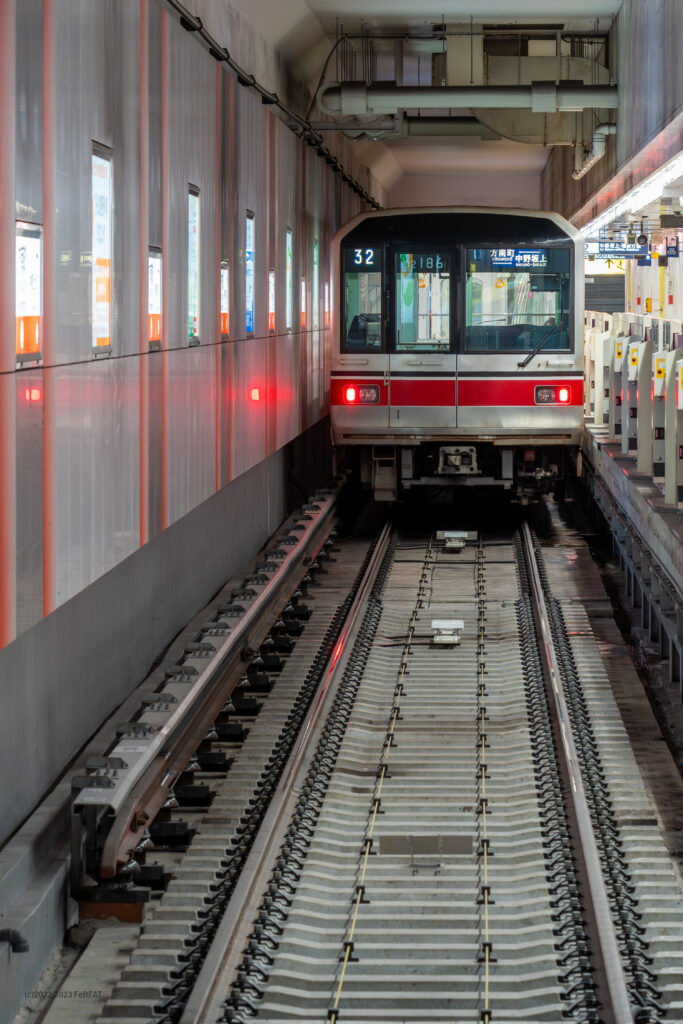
[391,379,455,405]
[458,379,583,406]
[330,377,583,407]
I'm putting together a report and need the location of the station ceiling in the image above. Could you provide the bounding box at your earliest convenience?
[227,0,625,201]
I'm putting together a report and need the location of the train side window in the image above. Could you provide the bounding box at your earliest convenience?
[465,247,571,352]
[342,246,382,352]
[395,251,450,352]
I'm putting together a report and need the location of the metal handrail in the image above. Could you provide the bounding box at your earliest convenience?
[72,483,342,883]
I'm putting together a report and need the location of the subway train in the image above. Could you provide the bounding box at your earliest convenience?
[330,207,584,501]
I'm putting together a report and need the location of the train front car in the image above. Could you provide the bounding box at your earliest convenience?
[330,207,583,502]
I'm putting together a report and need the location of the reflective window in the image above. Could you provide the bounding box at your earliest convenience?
[220,262,229,337]
[300,278,306,328]
[342,246,382,351]
[268,269,275,331]
[324,281,329,327]
[92,150,113,350]
[396,251,450,352]
[148,248,162,348]
[15,222,42,360]
[188,187,200,343]
[465,248,571,351]
[245,213,255,334]
[313,240,320,328]
[285,229,293,330]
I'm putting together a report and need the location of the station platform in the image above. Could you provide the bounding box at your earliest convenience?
[582,422,683,598]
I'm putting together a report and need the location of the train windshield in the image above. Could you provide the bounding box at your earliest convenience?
[465,248,571,352]
[343,246,383,350]
[396,252,450,352]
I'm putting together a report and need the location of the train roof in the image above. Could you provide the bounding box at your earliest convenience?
[335,206,580,247]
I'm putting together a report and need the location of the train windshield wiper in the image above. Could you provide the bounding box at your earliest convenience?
[517,324,560,368]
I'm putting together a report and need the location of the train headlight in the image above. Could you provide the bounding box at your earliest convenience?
[534,385,571,405]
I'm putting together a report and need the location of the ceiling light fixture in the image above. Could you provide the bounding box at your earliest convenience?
[580,152,683,238]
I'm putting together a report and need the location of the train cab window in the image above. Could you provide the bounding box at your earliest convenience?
[395,252,450,352]
[343,246,382,351]
[465,248,571,352]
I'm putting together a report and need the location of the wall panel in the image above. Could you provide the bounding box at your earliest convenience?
[4,0,367,811]
[53,356,139,604]
[231,338,268,478]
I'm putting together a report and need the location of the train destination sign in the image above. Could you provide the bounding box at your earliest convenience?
[490,248,548,268]
[585,241,649,258]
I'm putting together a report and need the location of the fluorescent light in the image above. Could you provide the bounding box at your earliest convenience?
[580,152,683,238]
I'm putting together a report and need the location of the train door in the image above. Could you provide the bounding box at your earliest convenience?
[389,246,457,432]
[457,245,578,432]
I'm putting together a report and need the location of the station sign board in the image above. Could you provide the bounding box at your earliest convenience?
[585,241,649,259]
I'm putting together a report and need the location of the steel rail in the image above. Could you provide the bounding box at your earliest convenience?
[521,521,634,1024]
[72,484,342,881]
[180,522,393,1024]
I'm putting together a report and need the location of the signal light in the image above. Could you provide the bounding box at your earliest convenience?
[558,387,570,403]
[24,387,42,402]
[250,387,260,401]
[345,386,357,404]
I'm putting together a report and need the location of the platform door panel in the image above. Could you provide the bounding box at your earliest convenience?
[389,248,456,432]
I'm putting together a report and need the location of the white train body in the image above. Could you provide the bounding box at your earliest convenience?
[330,207,584,500]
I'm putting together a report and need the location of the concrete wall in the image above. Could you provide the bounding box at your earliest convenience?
[388,170,541,211]
[542,0,683,218]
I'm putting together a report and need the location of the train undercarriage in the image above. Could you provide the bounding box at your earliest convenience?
[342,441,574,503]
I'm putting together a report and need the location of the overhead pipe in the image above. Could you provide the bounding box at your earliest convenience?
[572,122,617,180]
[318,81,618,117]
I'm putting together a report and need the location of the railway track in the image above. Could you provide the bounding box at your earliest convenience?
[48,504,683,1024]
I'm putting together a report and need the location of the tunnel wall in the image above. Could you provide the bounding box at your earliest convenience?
[0,0,364,844]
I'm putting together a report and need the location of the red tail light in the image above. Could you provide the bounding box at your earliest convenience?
[535,385,571,405]
[345,386,357,404]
